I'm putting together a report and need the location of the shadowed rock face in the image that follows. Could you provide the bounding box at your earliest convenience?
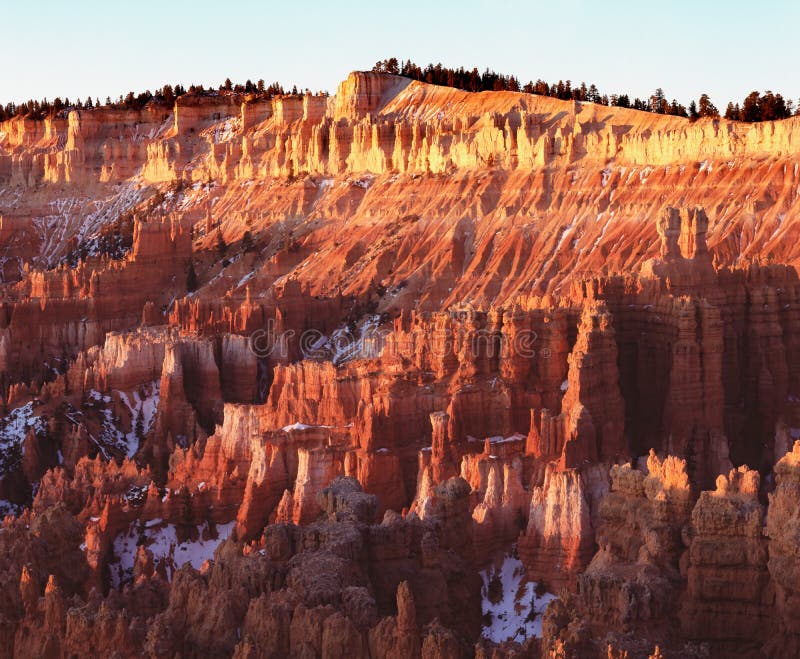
[0,71,799,657]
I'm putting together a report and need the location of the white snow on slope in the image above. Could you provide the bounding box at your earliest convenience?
[303,314,382,366]
[480,553,556,643]
[281,422,338,433]
[88,382,160,458]
[0,402,46,474]
[0,499,23,517]
[212,118,241,143]
[0,402,45,449]
[33,177,148,267]
[109,519,235,588]
[555,218,578,252]
[282,422,314,432]
[116,381,161,457]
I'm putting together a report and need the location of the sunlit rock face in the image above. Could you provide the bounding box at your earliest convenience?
[1,69,800,657]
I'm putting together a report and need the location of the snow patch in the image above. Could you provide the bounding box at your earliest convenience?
[34,178,147,267]
[282,422,313,432]
[0,402,46,475]
[89,382,160,458]
[480,553,556,643]
[555,218,578,252]
[237,271,256,288]
[213,118,240,143]
[303,315,382,366]
[467,434,526,446]
[109,520,235,588]
[0,499,23,517]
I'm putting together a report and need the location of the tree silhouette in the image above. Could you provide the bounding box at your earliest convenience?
[697,93,719,118]
[241,230,255,253]
[741,92,762,122]
[1,60,795,125]
[216,231,227,255]
[186,261,198,291]
[724,102,740,120]
[134,408,145,441]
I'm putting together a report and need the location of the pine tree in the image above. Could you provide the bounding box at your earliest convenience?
[134,408,145,441]
[697,93,719,118]
[384,57,399,74]
[741,91,761,122]
[216,231,227,255]
[186,261,198,291]
[162,84,175,105]
[614,94,631,108]
[650,88,667,114]
[241,230,254,253]
[669,99,687,117]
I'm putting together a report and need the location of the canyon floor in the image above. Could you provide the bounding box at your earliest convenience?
[1,71,800,658]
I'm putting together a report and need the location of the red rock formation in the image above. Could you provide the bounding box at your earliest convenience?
[3,67,800,657]
[369,581,421,659]
[527,302,626,469]
[680,466,771,648]
[518,464,595,588]
[0,215,190,391]
[429,411,459,483]
[569,452,692,645]
[468,452,528,563]
[766,441,800,657]
[289,447,344,524]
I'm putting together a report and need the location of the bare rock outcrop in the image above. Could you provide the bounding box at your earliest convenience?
[680,466,771,649]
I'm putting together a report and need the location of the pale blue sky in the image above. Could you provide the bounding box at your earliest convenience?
[1,0,797,108]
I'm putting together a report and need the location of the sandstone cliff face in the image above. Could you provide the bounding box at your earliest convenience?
[765,441,800,657]
[4,72,800,301]
[577,453,692,642]
[526,301,625,469]
[1,69,800,657]
[680,467,771,650]
[543,449,800,658]
[518,464,595,589]
[0,215,190,391]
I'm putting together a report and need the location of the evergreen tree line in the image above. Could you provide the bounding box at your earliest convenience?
[3,62,794,125]
[372,58,798,123]
[0,78,291,121]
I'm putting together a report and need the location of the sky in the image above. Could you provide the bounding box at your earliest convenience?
[1,0,798,109]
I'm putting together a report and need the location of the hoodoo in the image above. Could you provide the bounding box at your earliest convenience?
[1,58,799,658]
